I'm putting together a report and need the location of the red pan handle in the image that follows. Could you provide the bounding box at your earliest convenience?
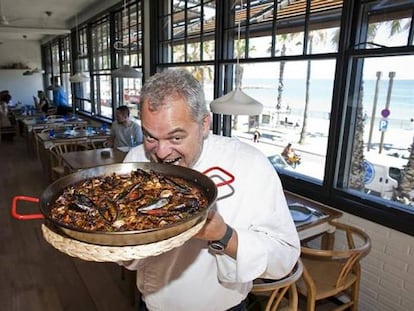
[11,196,44,220]
[202,166,235,187]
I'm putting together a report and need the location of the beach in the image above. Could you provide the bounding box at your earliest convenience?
[232,114,412,180]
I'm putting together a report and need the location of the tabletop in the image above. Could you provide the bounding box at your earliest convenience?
[37,128,111,148]
[284,191,343,240]
[23,117,88,132]
[61,147,128,171]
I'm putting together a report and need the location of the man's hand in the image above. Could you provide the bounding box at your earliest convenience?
[194,210,227,241]
[194,210,238,258]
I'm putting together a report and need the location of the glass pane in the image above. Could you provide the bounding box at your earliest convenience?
[345,55,414,207]
[274,30,304,57]
[232,60,336,181]
[167,65,214,103]
[249,36,272,58]
[307,0,342,54]
[94,75,112,119]
[307,27,340,54]
[160,0,216,64]
[122,78,142,119]
[356,0,413,49]
[366,18,411,48]
[202,40,215,61]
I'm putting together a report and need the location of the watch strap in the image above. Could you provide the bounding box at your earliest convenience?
[208,225,233,253]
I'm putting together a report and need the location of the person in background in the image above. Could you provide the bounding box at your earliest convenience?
[253,128,261,143]
[48,76,69,116]
[106,105,143,148]
[0,92,16,141]
[122,69,300,311]
[281,143,295,160]
[35,90,51,114]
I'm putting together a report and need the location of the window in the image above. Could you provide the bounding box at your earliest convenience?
[338,0,414,214]
[114,1,143,118]
[73,26,91,114]
[60,35,73,107]
[158,0,216,64]
[90,16,112,119]
[43,36,73,109]
[156,0,216,110]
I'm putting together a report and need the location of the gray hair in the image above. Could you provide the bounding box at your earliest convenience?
[140,69,209,123]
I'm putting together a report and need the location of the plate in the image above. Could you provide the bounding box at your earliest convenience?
[288,203,313,222]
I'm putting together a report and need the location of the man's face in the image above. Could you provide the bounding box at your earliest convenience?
[116,110,128,124]
[141,95,210,168]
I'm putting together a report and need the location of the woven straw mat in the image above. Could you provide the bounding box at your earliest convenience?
[41,219,205,262]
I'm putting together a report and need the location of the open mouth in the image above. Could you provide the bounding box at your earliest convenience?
[162,157,181,165]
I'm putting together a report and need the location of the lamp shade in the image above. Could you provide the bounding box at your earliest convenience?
[31,68,45,74]
[112,65,142,78]
[210,88,263,116]
[69,72,90,83]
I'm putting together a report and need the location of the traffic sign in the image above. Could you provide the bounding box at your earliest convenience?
[379,118,388,132]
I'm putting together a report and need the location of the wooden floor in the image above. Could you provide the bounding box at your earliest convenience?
[0,136,138,311]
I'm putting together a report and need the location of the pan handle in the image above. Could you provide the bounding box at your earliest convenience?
[202,166,235,187]
[11,196,44,220]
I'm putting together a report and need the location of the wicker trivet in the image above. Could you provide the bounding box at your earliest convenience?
[41,219,205,262]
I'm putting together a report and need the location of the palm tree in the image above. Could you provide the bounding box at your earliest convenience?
[349,83,366,191]
[270,33,300,127]
[298,31,327,144]
[393,137,414,206]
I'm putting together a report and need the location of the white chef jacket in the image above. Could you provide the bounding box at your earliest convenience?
[122,133,300,311]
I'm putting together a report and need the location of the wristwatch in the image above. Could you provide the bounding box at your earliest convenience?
[208,225,233,254]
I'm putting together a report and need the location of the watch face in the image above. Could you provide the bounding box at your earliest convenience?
[208,241,225,253]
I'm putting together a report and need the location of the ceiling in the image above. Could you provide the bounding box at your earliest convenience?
[0,0,117,42]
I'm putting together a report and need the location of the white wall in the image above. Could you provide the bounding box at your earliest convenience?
[0,40,43,105]
[336,212,414,310]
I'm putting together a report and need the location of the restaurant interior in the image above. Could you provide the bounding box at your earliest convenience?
[0,0,413,310]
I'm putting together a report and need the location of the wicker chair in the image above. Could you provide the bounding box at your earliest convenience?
[296,221,371,311]
[48,141,90,180]
[248,260,303,311]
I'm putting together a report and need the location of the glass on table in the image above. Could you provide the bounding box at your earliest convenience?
[48,128,55,138]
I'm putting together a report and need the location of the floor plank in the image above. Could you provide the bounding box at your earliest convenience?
[0,137,137,311]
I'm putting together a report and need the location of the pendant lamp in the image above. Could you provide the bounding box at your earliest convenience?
[69,72,89,83]
[112,64,142,78]
[111,0,141,79]
[22,68,45,76]
[70,13,90,84]
[210,86,263,115]
[210,0,263,116]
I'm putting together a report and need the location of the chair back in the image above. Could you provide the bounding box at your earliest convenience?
[46,115,65,121]
[298,221,371,311]
[48,140,89,180]
[250,260,303,311]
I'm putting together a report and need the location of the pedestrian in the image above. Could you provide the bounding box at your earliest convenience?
[253,128,261,143]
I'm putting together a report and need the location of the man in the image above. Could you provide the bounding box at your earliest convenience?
[107,105,143,148]
[35,90,51,114]
[49,76,69,116]
[123,69,300,311]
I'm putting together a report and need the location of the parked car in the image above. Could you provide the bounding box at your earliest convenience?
[267,154,290,170]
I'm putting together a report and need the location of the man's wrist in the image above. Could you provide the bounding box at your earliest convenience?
[208,224,233,254]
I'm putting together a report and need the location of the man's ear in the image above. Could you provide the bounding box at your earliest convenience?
[202,113,211,138]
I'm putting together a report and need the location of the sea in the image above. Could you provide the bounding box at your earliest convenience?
[218,78,414,129]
